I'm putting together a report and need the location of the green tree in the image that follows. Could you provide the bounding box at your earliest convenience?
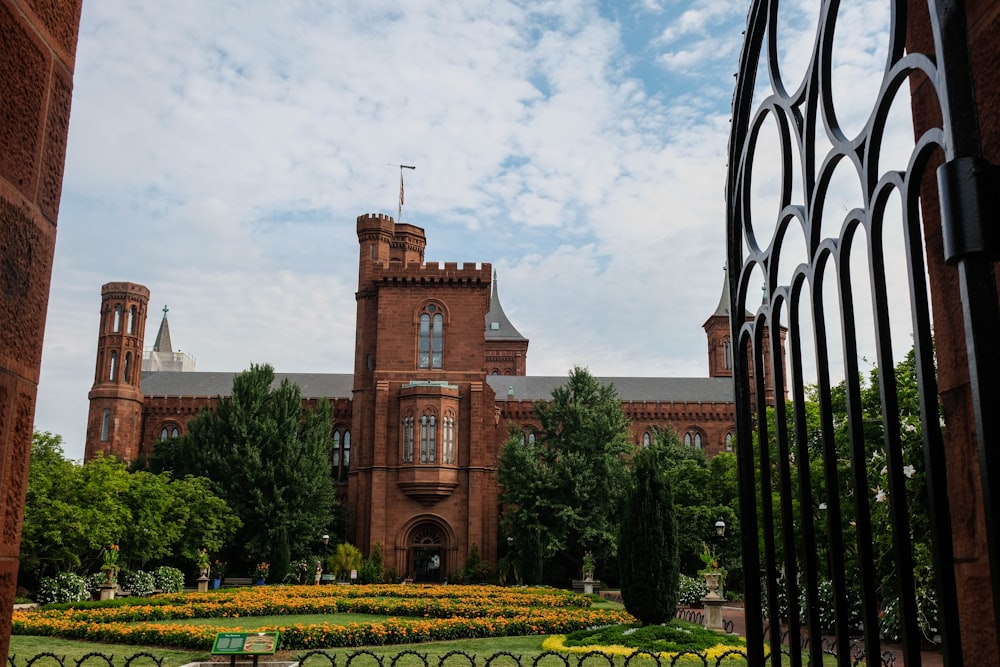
[619,441,679,624]
[20,431,238,589]
[150,363,337,581]
[498,367,632,584]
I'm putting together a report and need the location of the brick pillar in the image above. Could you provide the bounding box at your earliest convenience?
[907,0,1000,662]
[0,0,83,659]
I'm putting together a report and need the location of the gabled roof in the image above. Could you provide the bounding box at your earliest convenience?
[485,272,527,341]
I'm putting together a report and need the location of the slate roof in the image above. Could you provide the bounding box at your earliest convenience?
[485,375,733,402]
[485,273,527,341]
[139,371,733,403]
[140,371,355,398]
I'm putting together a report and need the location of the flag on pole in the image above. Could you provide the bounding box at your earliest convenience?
[400,172,405,208]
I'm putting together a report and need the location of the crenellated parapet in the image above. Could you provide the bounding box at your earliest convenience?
[368,261,492,285]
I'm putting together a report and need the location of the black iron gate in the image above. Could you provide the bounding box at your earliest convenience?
[726,1,1000,665]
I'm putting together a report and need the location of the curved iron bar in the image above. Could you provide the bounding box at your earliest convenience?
[297,649,338,667]
[120,652,163,667]
[437,650,477,667]
[24,653,66,667]
[344,649,385,667]
[726,0,981,665]
[75,653,113,667]
[722,619,734,634]
[389,650,429,667]
[667,650,706,667]
[622,650,660,667]
[529,651,568,667]
[482,651,523,667]
[570,650,613,667]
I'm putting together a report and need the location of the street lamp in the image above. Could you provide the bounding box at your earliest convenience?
[714,518,726,538]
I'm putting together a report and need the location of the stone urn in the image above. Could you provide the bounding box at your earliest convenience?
[703,571,723,600]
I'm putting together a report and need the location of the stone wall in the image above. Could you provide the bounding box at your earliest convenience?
[0,0,82,659]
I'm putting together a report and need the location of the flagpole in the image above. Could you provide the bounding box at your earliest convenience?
[389,164,416,222]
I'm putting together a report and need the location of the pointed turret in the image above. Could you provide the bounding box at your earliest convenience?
[152,305,173,353]
[703,267,734,378]
[484,272,529,376]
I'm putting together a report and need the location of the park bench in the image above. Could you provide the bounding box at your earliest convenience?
[221,576,255,588]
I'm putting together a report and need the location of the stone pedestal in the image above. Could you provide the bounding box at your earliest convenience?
[583,574,594,595]
[702,596,724,630]
[99,584,115,601]
[197,575,209,593]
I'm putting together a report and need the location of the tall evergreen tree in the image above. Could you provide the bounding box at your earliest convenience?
[619,441,679,625]
[150,363,337,581]
[498,367,632,584]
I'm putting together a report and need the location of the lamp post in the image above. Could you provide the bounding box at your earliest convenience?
[703,517,727,631]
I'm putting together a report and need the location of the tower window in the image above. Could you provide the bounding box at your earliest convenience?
[101,409,111,442]
[418,305,444,369]
[725,432,735,451]
[128,306,137,334]
[124,352,131,383]
[332,428,351,482]
[109,352,118,381]
[419,412,437,463]
[642,431,651,447]
[723,337,733,370]
[402,414,415,463]
[113,305,122,333]
[443,411,456,464]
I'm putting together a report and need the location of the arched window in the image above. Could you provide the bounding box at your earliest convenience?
[642,431,651,447]
[332,428,351,481]
[123,352,131,383]
[113,305,122,333]
[172,427,179,439]
[527,432,535,445]
[418,305,444,369]
[443,411,456,464]
[109,351,118,381]
[684,429,703,449]
[519,432,526,445]
[100,409,111,442]
[128,306,137,334]
[402,414,414,463]
[725,432,735,451]
[722,337,733,370]
[420,412,437,463]
[160,425,180,441]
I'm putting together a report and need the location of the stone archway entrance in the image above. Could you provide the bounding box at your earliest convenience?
[408,524,446,583]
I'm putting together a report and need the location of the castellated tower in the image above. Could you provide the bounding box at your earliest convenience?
[85,282,149,462]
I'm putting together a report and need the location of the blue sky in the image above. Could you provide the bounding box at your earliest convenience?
[35,1,904,461]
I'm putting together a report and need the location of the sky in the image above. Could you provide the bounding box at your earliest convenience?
[35,1,905,462]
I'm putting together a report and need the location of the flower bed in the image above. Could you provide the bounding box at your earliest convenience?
[13,585,632,650]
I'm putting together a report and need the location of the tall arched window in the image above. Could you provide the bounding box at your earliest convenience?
[442,411,456,464]
[159,425,180,441]
[113,305,122,333]
[109,351,118,381]
[100,409,111,442]
[128,306,137,334]
[643,431,651,447]
[402,414,414,463]
[123,352,132,383]
[331,428,351,482]
[420,412,437,463]
[725,432,735,451]
[722,337,733,370]
[418,305,444,369]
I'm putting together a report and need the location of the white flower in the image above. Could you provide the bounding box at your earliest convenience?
[903,464,916,479]
[874,487,887,503]
[881,466,888,475]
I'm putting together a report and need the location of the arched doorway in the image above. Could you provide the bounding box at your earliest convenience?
[407,524,446,583]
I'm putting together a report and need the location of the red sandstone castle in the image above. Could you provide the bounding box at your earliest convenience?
[85,213,751,581]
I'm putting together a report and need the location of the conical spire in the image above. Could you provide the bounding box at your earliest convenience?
[152,305,173,353]
[711,266,731,318]
[485,271,526,340]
